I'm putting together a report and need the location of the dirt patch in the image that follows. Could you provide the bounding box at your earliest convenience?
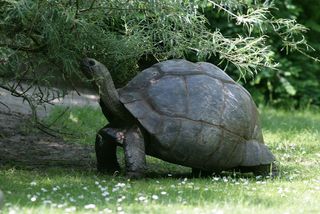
[0,88,98,169]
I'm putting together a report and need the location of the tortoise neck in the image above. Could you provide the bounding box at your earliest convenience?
[96,71,128,122]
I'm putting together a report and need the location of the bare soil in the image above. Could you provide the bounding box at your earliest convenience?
[0,87,99,169]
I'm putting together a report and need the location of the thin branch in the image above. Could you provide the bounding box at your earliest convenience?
[0,100,11,113]
[36,123,59,138]
[36,120,79,137]
[208,0,238,18]
[78,6,147,13]
[46,107,70,127]
[0,43,46,53]
[79,0,97,13]
[76,0,79,13]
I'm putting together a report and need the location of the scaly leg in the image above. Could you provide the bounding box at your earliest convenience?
[123,127,146,178]
[95,125,123,174]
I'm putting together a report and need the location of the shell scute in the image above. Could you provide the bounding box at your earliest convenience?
[186,75,224,125]
[196,62,235,82]
[147,75,188,117]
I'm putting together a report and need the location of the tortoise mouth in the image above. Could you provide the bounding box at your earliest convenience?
[80,58,95,79]
[82,58,96,67]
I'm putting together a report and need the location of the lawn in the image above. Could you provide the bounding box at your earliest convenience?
[0,107,320,213]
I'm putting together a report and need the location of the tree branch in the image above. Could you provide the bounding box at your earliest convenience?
[0,43,46,53]
[79,0,97,13]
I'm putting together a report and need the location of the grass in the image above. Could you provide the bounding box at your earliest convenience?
[43,106,107,145]
[1,107,320,213]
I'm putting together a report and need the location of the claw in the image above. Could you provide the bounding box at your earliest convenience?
[116,132,125,142]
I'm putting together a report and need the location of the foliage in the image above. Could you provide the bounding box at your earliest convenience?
[1,107,320,213]
[198,0,319,109]
[243,0,320,108]
[0,0,313,112]
[44,106,107,144]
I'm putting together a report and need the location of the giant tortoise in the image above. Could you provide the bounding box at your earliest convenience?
[81,58,276,178]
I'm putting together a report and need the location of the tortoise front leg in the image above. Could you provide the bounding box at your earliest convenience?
[95,125,122,174]
[123,127,146,178]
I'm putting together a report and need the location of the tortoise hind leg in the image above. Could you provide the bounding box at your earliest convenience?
[192,168,223,177]
[95,125,121,174]
[192,168,212,177]
[238,162,278,177]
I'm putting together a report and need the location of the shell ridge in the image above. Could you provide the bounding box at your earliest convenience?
[183,76,190,115]
[162,73,236,84]
[220,82,227,127]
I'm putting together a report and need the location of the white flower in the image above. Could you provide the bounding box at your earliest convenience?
[65,206,76,213]
[213,177,220,181]
[100,186,107,191]
[138,196,146,201]
[277,187,283,194]
[160,191,167,195]
[8,208,18,214]
[152,195,159,200]
[30,181,37,186]
[117,197,124,203]
[43,200,52,204]
[57,203,67,208]
[103,208,112,213]
[84,204,96,209]
[31,196,37,202]
[211,208,224,214]
[116,183,126,188]
[102,191,109,197]
[69,197,76,202]
[41,188,47,192]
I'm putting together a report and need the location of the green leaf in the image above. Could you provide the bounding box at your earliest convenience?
[279,77,296,96]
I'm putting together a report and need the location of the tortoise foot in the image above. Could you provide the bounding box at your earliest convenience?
[126,171,145,179]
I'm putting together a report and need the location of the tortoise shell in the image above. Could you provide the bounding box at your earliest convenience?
[118,59,275,170]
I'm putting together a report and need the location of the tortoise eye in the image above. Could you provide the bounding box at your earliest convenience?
[88,59,95,66]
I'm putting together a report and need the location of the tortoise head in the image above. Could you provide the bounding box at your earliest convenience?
[81,58,109,81]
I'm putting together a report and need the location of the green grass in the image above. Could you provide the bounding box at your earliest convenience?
[43,106,107,144]
[1,107,320,213]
